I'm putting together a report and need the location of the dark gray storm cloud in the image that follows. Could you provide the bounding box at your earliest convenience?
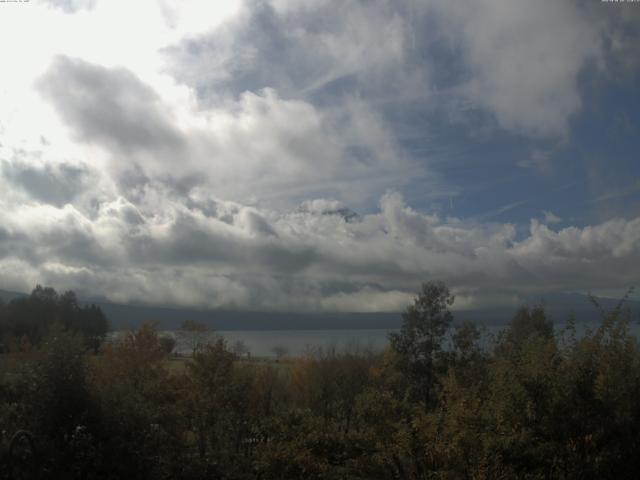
[37,56,186,157]
[125,206,318,274]
[2,159,90,207]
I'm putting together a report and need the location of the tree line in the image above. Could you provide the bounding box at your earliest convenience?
[0,286,109,353]
[1,282,639,479]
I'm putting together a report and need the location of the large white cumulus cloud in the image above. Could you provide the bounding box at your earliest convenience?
[0,185,638,310]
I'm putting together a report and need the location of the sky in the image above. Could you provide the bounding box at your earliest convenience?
[0,0,639,312]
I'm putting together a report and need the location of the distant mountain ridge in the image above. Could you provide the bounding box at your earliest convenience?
[0,289,28,303]
[2,288,638,331]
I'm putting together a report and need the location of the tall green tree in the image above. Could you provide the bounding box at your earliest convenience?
[389,281,454,407]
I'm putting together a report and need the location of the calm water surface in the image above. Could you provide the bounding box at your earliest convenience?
[111,321,640,358]
[176,329,392,357]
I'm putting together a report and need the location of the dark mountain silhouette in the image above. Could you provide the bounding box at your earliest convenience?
[0,288,28,303]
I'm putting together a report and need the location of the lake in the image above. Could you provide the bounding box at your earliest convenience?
[110,320,640,358]
[169,329,393,357]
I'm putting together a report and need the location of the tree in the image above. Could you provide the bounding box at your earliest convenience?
[232,339,250,358]
[184,338,237,460]
[505,305,553,347]
[0,286,109,350]
[388,281,454,407]
[452,321,483,361]
[272,345,288,361]
[27,326,99,476]
[159,335,177,356]
[450,321,487,388]
[89,323,183,478]
[177,320,211,355]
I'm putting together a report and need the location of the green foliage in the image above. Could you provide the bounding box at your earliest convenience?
[500,304,554,352]
[0,285,109,351]
[10,327,101,478]
[388,281,455,407]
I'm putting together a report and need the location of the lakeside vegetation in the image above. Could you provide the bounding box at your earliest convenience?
[1,282,639,479]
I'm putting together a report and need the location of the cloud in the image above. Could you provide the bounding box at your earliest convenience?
[44,0,97,14]
[163,0,410,103]
[1,0,639,312]
[2,157,91,207]
[320,288,413,313]
[426,0,602,139]
[37,56,187,159]
[587,1,640,76]
[0,187,637,310]
[515,218,640,260]
[542,211,561,225]
[161,0,629,145]
[163,0,630,143]
[37,56,416,209]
